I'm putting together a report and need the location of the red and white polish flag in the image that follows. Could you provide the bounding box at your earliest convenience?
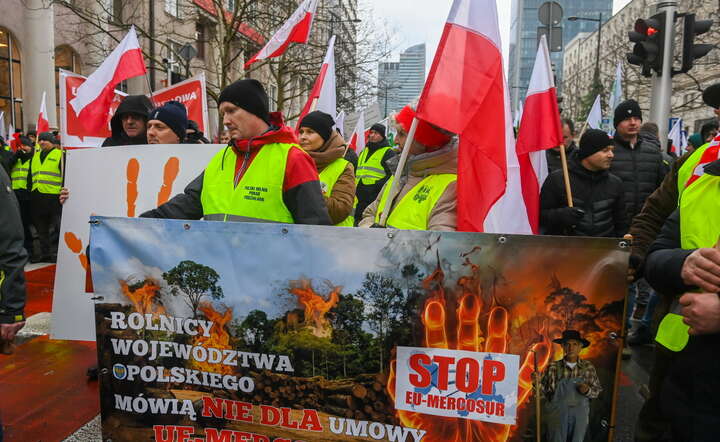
[296,36,337,130]
[415,0,532,233]
[348,111,365,154]
[69,26,146,133]
[244,0,319,69]
[36,91,50,134]
[516,34,564,233]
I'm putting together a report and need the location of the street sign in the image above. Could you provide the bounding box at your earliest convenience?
[178,43,198,62]
[538,26,563,52]
[539,1,563,26]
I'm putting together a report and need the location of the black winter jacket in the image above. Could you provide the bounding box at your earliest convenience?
[644,192,720,440]
[610,136,668,224]
[545,142,577,175]
[101,95,153,147]
[0,167,27,324]
[540,158,628,237]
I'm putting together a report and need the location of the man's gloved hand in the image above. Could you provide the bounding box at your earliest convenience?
[369,223,386,228]
[556,207,585,228]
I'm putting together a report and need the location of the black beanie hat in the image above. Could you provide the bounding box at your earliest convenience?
[19,136,33,147]
[218,79,270,123]
[370,123,386,138]
[149,101,188,142]
[38,131,58,144]
[613,99,642,128]
[299,111,335,142]
[579,129,612,160]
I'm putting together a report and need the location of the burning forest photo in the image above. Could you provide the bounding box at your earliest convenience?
[90,217,628,442]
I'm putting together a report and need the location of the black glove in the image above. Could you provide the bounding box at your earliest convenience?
[369,223,386,228]
[556,207,585,228]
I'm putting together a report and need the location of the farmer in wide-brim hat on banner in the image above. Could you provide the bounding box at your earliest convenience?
[538,330,602,442]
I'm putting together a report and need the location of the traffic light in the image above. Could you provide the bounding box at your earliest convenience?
[627,12,666,77]
[679,14,713,74]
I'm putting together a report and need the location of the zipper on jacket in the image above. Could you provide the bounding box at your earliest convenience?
[234,138,254,188]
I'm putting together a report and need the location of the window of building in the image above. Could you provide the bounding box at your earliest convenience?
[107,0,123,23]
[196,23,206,60]
[165,40,186,86]
[54,45,82,125]
[165,0,180,17]
[0,27,23,131]
[267,83,277,112]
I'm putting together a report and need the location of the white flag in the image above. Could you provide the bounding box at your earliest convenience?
[349,111,365,154]
[668,119,683,155]
[0,112,6,141]
[587,95,603,130]
[335,110,346,138]
[513,100,523,128]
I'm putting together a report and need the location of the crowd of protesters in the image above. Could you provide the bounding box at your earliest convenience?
[2,75,720,441]
[0,96,212,263]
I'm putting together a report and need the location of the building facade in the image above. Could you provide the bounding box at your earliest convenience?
[561,0,720,134]
[377,43,425,117]
[0,0,359,137]
[508,0,613,111]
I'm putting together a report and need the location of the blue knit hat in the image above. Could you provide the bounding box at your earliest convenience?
[149,101,188,141]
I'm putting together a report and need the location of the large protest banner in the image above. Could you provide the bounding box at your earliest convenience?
[51,145,221,340]
[90,217,629,442]
[150,74,210,135]
[59,71,210,148]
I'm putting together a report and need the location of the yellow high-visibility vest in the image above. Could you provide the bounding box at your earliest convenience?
[10,157,31,191]
[374,174,456,230]
[356,146,393,186]
[30,148,62,194]
[656,171,720,352]
[318,158,354,227]
[200,144,295,223]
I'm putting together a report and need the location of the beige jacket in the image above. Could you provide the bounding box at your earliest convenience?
[307,131,356,225]
[359,140,458,231]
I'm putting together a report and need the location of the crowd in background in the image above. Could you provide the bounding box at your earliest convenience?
[3,77,720,441]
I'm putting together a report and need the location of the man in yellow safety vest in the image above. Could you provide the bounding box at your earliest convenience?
[354,123,396,222]
[30,132,63,263]
[359,104,457,231]
[643,149,720,440]
[141,79,331,225]
[9,136,35,257]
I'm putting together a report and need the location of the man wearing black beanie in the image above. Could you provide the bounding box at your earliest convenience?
[540,129,627,237]
[141,79,331,225]
[355,122,396,223]
[610,99,667,225]
[147,101,188,144]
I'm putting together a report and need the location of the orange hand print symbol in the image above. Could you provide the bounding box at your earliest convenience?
[64,156,181,272]
[64,231,89,272]
[126,158,140,217]
[387,290,551,442]
[126,156,180,216]
[157,157,180,206]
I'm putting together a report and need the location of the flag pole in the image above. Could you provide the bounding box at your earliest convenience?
[145,71,156,106]
[533,350,541,442]
[378,117,419,226]
[559,144,573,207]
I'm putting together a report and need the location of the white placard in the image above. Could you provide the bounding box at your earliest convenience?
[394,346,520,425]
[51,144,222,340]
